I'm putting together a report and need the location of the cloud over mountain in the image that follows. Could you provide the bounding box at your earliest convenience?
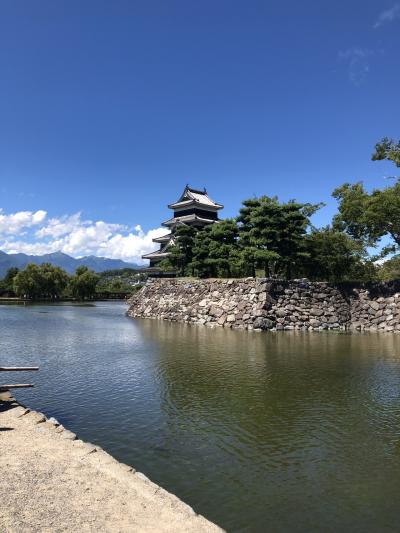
[0,209,164,265]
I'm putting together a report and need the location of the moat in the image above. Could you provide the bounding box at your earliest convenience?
[2,301,400,532]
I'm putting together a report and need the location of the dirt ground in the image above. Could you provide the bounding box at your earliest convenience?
[0,393,223,533]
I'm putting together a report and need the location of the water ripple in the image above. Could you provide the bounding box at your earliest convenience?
[2,303,400,532]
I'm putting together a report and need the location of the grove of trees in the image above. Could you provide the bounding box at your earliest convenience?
[13,263,70,299]
[0,264,147,300]
[160,138,400,282]
[0,264,146,300]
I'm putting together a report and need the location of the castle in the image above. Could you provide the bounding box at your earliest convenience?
[142,185,223,272]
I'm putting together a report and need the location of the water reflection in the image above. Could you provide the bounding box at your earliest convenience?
[139,321,400,531]
[2,304,400,532]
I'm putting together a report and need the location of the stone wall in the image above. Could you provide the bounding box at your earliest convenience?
[127,278,400,332]
[128,278,394,331]
[342,280,400,332]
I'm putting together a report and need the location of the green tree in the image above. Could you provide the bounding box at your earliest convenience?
[372,138,400,168]
[377,255,400,281]
[13,264,44,299]
[13,263,69,299]
[302,227,368,282]
[332,180,400,255]
[191,219,241,277]
[69,266,99,300]
[39,263,69,298]
[237,196,320,278]
[162,225,197,276]
[0,267,19,295]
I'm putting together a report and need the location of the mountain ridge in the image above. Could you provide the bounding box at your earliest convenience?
[0,250,141,277]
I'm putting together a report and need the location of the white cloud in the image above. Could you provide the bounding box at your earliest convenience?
[102,227,168,262]
[0,209,47,234]
[338,48,373,86]
[0,209,166,265]
[35,213,85,238]
[374,4,400,28]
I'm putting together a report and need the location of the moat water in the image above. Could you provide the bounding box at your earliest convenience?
[2,301,400,532]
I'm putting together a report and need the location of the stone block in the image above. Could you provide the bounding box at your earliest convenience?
[368,300,380,311]
[310,308,324,317]
[253,317,274,330]
[217,314,227,325]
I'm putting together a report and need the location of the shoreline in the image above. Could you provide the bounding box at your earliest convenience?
[0,298,128,305]
[0,391,223,532]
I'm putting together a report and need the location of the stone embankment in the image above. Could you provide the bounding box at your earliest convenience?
[128,278,400,332]
[0,392,222,532]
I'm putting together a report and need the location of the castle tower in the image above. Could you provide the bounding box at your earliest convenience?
[142,185,223,270]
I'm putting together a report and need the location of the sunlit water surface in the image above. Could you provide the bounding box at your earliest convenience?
[2,301,400,532]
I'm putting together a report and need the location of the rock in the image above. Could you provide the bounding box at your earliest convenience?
[209,306,223,317]
[61,430,77,440]
[136,472,152,483]
[253,318,274,330]
[217,314,227,325]
[13,406,30,418]
[310,308,324,317]
[25,411,46,425]
[74,441,98,454]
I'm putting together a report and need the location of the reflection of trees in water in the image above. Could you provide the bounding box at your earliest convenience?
[136,321,400,532]
[138,321,400,461]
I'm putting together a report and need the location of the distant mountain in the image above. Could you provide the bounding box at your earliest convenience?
[0,250,141,277]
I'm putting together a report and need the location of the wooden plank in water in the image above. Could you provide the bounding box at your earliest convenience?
[0,384,34,390]
[0,367,39,372]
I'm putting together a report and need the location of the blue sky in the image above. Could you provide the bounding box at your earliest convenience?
[0,0,399,263]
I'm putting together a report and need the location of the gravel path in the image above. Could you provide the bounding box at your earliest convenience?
[0,394,223,533]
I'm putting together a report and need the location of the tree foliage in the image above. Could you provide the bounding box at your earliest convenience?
[377,255,400,281]
[158,225,197,275]
[69,266,99,300]
[13,263,69,299]
[169,225,197,275]
[302,227,367,282]
[332,180,400,255]
[237,196,321,277]
[0,267,19,295]
[4,262,140,300]
[372,138,400,168]
[191,219,241,278]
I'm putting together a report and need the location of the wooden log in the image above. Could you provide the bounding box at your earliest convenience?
[0,367,39,372]
[0,384,34,390]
